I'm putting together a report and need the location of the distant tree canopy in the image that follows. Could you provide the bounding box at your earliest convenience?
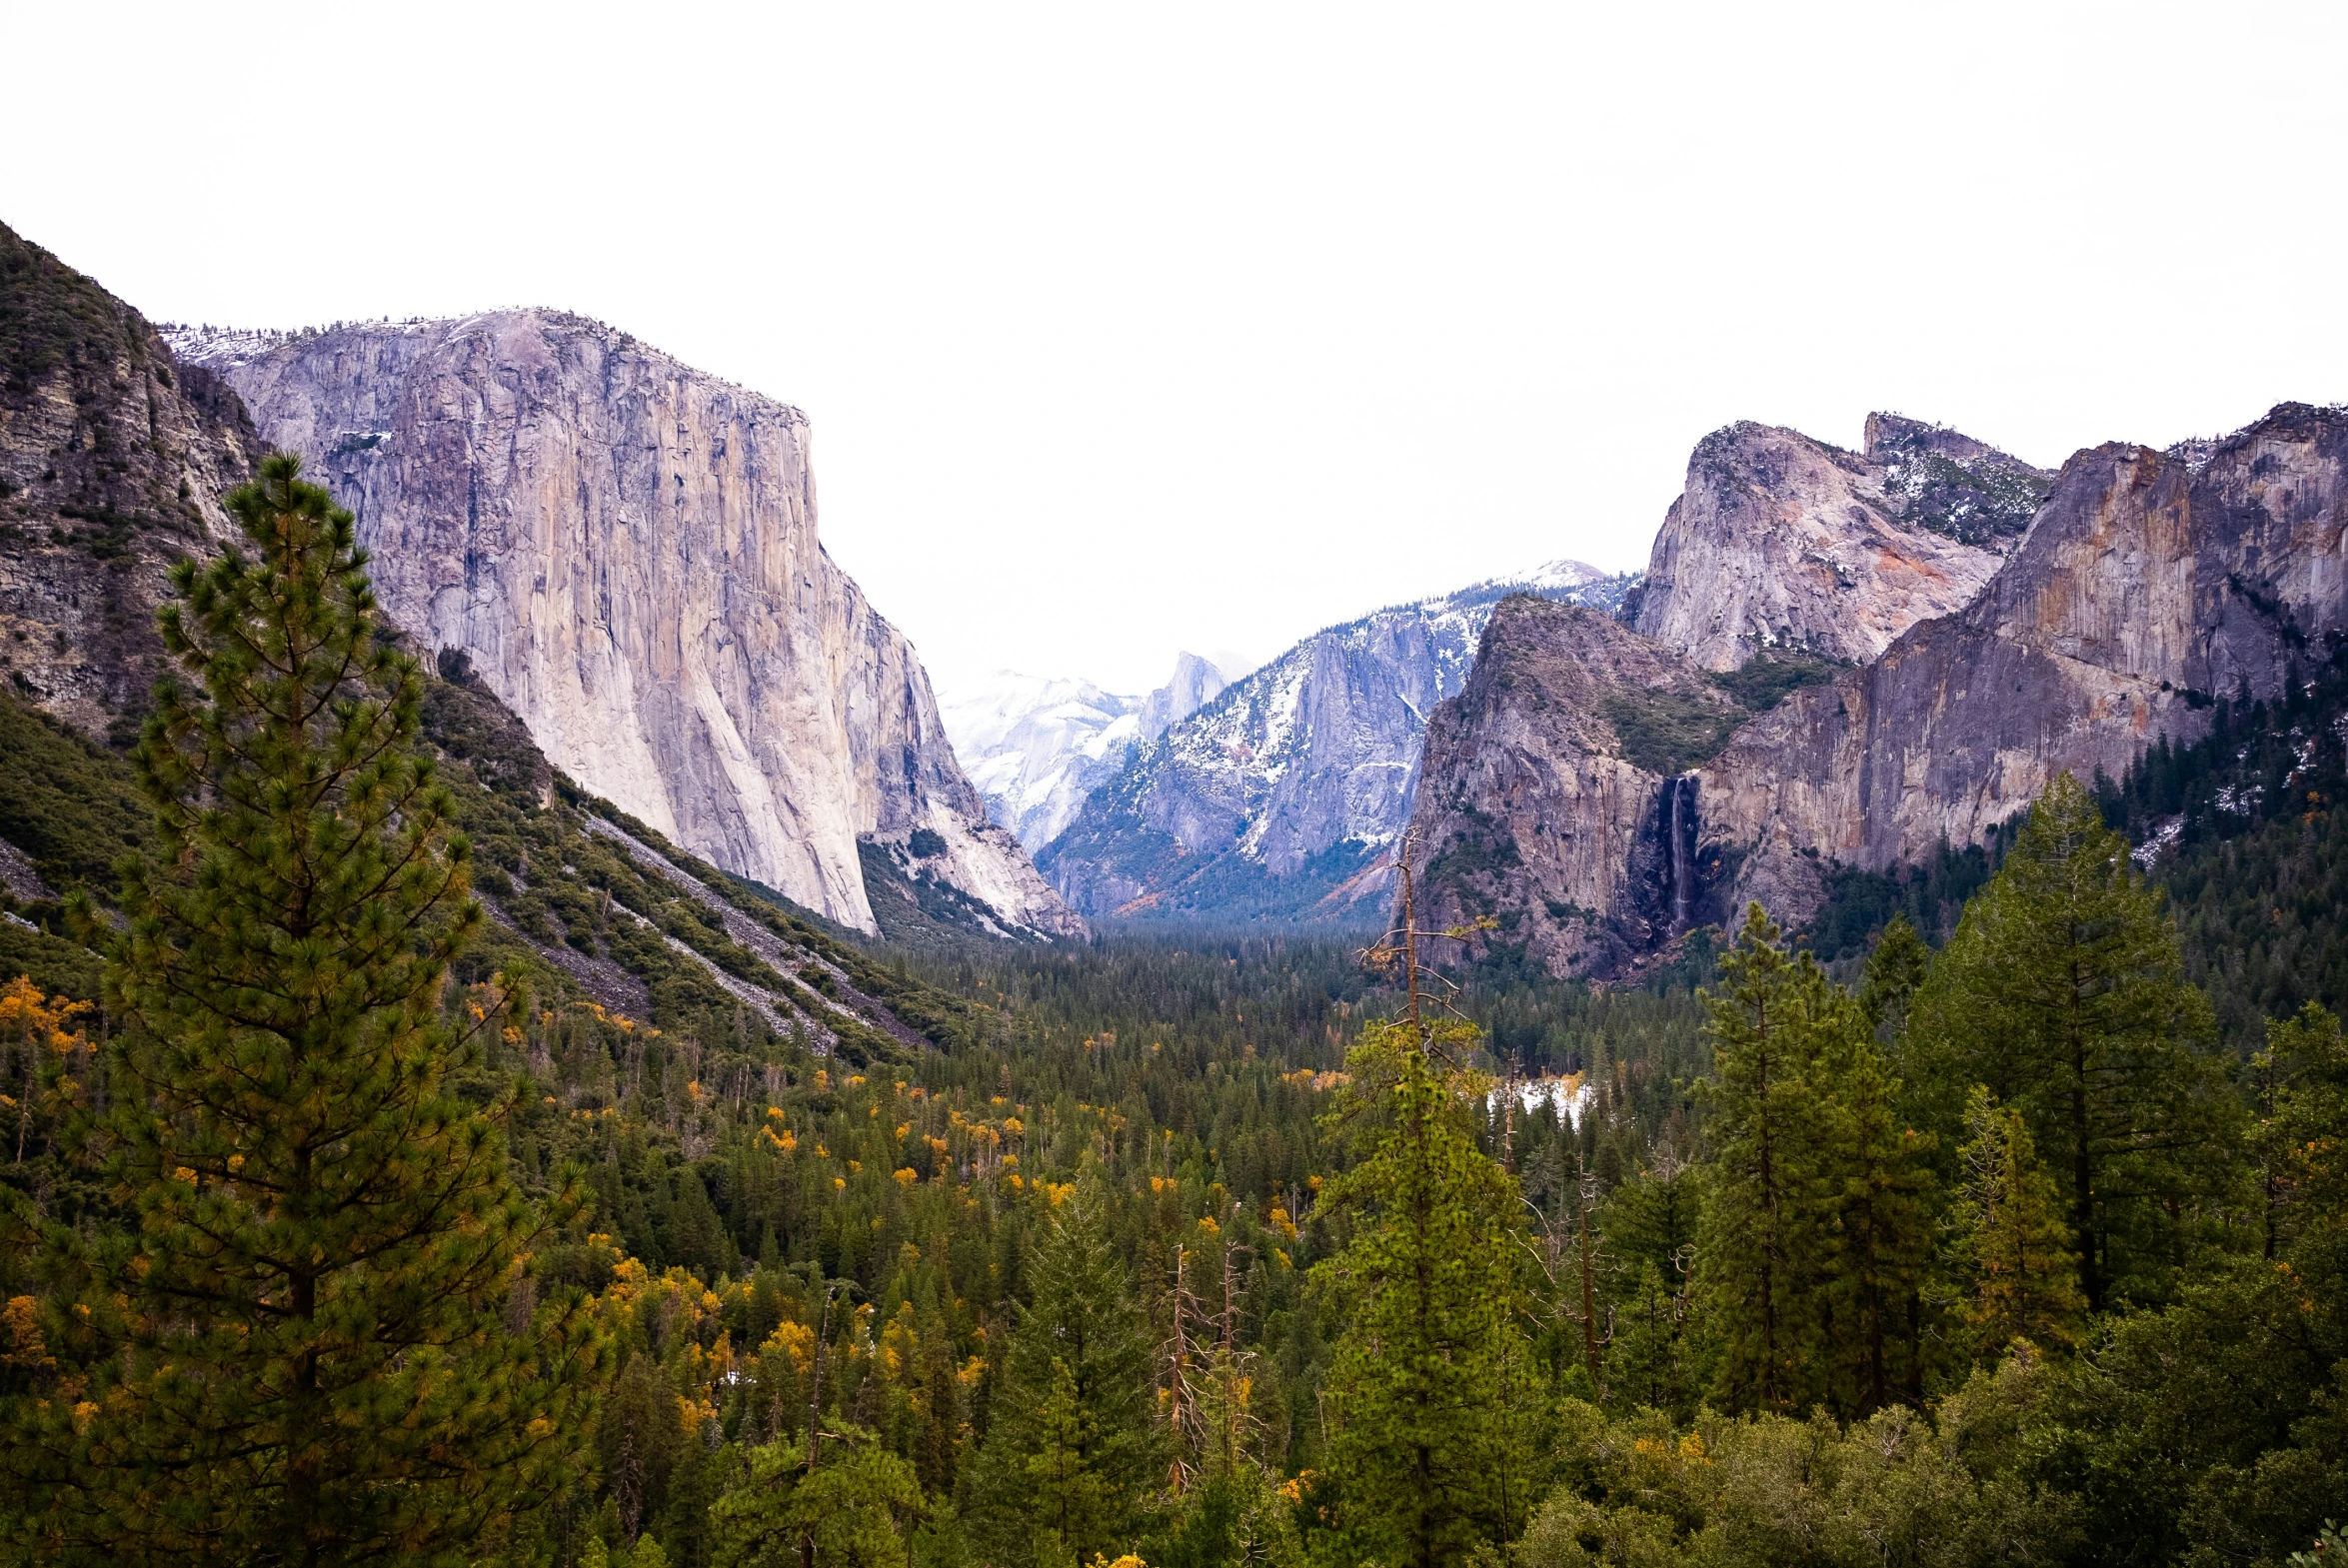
[0,454,2342,1567]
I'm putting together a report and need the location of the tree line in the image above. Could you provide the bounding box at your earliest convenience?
[1,457,2342,1566]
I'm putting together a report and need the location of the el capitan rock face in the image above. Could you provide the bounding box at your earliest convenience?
[1413,403,2348,977]
[1628,417,2044,672]
[175,312,1081,939]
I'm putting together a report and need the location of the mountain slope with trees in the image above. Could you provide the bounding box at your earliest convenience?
[1,218,2344,1568]
[5,559,2345,1564]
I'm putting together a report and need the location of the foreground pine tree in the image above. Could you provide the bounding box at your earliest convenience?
[1697,905,1844,1414]
[1818,1006,1935,1412]
[966,1179,1156,1566]
[5,455,606,1566]
[1907,772,2226,1310]
[1313,850,1528,1568]
[1949,1086,2085,1358]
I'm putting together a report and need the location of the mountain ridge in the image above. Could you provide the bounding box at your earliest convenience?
[170,311,1081,942]
[1039,560,1637,923]
[1410,402,2348,977]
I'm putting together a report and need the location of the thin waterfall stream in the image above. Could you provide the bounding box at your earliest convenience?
[1667,775,1696,936]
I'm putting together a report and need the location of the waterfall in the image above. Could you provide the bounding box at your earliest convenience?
[1667,775,1696,936]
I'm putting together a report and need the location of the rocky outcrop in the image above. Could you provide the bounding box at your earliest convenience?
[0,223,260,745]
[1040,562,1636,922]
[942,653,1232,852]
[1865,412,2055,548]
[1407,597,1739,976]
[1412,403,2348,976]
[1138,653,1232,742]
[174,312,1080,939]
[1700,403,2348,916]
[1629,417,2044,672]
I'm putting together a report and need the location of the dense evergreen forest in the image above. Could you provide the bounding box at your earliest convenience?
[2,461,2344,1568]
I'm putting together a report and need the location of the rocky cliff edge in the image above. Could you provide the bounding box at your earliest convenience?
[174,311,1081,939]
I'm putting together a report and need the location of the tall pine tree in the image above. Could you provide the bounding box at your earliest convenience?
[967,1178,1155,1566]
[1907,772,2225,1309]
[1314,1011,1529,1567]
[1697,905,1843,1414]
[1818,1018,1935,1411]
[1948,1086,2085,1358]
[4,455,605,1566]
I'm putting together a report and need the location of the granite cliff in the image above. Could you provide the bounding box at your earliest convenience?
[0,222,260,743]
[1411,404,2348,977]
[1040,562,1635,923]
[1628,415,2046,671]
[174,312,1080,939]
[1408,597,1741,976]
[1138,652,1233,741]
[1699,404,2348,920]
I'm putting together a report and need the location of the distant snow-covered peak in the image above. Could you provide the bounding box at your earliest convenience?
[940,648,1239,853]
[1139,652,1234,740]
[940,671,1133,757]
[1036,556,1649,920]
[1425,558,1621,613]
[1516,558,1610,592]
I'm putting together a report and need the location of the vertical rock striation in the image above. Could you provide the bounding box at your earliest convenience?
[175,312,1080,938]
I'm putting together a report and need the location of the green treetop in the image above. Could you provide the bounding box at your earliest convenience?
[1313,1004,1531,1568]
[5,454,606,1566]
[709,1428,921,1568]
[1907,772,2226,1310]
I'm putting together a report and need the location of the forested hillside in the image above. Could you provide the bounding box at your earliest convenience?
[2,468,2344,1568]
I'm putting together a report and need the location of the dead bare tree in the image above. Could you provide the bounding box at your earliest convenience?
[1358,825,1496,1061]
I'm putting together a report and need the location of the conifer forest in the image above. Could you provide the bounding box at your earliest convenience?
[2,452,2344,1568]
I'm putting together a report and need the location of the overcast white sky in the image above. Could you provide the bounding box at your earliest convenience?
[11,2,2348,695]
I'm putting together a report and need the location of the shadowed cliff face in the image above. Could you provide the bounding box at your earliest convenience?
[0,223,259,745]
[174,312,1080,939]
[1406,598,1738,978]
[1409,403,2348,978]
[1629,417,2044,672]
[1038,564,1636,924]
